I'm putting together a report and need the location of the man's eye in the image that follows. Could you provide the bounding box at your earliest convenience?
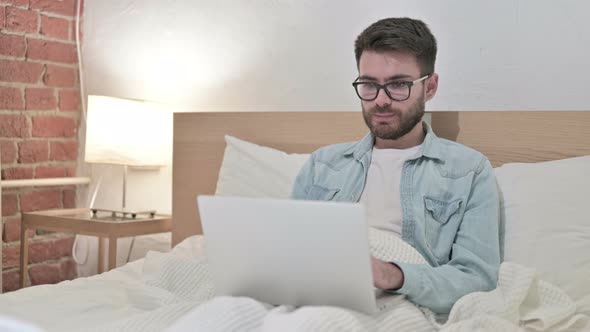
[387,82,406,88]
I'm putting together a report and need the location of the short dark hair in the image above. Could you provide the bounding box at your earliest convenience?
[354,17,437,75]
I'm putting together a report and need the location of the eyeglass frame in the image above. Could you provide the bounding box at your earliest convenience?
[351,74,431,102]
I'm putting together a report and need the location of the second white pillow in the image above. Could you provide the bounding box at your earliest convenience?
[215,135,310,199]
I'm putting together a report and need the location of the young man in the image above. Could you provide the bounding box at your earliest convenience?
[291,17,502,314]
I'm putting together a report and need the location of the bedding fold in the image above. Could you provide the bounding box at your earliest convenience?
[0,232,587,332]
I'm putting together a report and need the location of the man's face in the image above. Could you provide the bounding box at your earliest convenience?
[358,50,429,141]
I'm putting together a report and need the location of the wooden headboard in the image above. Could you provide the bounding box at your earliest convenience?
[172,111,590,246]
[172,112,367,246]
[431,111,590,167]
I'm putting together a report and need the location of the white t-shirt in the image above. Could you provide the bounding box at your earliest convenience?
[360,145,422,236]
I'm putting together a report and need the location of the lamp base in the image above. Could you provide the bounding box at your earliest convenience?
[91,208,157,219]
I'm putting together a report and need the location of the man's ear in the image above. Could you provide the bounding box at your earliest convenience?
[425,73,439,102]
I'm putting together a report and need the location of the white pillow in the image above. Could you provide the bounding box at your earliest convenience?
[215,135,310,199]
[495,155,590,314]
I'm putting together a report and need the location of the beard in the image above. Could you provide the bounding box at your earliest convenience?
[362,95,425,141]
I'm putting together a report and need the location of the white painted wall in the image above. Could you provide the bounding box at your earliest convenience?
[83,0,590,113]
[77,1,590,271]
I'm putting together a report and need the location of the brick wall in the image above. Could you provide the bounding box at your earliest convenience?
[1,0,81,292]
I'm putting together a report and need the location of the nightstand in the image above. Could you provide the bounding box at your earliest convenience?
[20,208,172,288]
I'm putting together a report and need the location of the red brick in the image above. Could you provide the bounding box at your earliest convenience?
[28,236,73,263]
[70,16,76,41]
[1,140,18,163]
[40,15,70,40]
[1,167,34,180]
[36,165,75,178]
[6,7,38,33]
[58,89,80,111]
[18,140,49,163]
[26,38,77,64]
[0,114,28,137]
[55,235,74,257]
[0,60,44,84]
[0,0,29,7]
[25,87,57,110]
[63,188,75,208]
[50,141,77,161]
[0,33,26,57]
[0,86,24,110]
[29,262,60,285]
[20,189,62,212]
[0,6,5,30]
[3,217,35,242]
[2,243,19,269]
[2,269,21,293]
[31,0,76,17]
[32,116,77,138]
[3,219,19,242]
[35,165,66,178]
[60,258,77,280]
[1,193,18,217]
[43,64,76,87]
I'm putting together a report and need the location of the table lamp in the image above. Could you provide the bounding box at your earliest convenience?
[85,95,171,218]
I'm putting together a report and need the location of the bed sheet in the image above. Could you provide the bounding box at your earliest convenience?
[0,235,205,331]
[0,233,587,332]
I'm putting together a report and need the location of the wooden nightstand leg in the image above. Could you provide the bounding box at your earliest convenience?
[19,225,29,289]
[108,236,117,271]
[98,237,105,274]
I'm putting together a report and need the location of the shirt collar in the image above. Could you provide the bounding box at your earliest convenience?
[343,121,444,162]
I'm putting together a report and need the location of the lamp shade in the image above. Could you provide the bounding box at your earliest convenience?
[85,95,172,166]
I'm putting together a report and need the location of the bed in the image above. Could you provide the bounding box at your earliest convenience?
[0,111,588,332]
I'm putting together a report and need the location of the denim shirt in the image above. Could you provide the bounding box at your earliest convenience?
[290,122,503,314]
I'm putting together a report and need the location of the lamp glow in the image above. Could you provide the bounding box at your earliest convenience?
[85,95,172,216]
[85,95,171,167]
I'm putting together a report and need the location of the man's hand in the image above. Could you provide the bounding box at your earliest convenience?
[371,257,404,290]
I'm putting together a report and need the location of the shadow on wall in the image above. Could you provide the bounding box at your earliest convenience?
[431,112,460,141]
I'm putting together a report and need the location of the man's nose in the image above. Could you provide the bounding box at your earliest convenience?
[374,88,392,107]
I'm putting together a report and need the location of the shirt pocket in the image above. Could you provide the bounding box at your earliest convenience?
[307,185,340,201]
[423,195,463,262]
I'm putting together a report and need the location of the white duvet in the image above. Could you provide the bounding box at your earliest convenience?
[0,231,587,332]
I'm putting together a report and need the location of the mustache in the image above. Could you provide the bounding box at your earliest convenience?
[369,106,401,116]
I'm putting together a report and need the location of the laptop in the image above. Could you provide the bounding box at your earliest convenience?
[197,195,379,314]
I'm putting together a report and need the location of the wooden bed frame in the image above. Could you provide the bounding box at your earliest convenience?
[172,111,590,246]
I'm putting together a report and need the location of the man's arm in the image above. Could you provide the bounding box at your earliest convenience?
[378,158,502,314]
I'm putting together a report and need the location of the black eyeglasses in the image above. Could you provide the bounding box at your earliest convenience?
[352,75,430,102]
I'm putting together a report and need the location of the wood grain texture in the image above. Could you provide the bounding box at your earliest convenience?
[172,112,368,246]
[431,111,590,167]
